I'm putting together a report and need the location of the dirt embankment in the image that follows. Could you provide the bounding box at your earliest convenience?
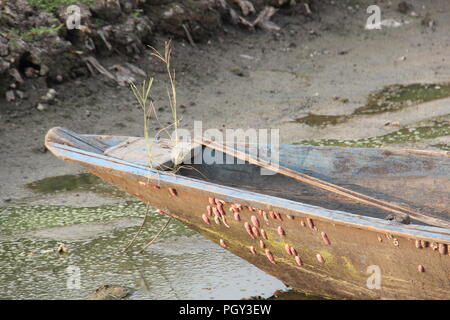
[0,0,312,106]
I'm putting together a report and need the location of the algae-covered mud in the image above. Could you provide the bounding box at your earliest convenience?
[295,114,450,148]
[0,200,291,299]
[295,83,450,127]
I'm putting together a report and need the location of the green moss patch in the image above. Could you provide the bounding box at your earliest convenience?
[294,83,450,127]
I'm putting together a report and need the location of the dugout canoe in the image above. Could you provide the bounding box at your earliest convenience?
[45,127,450,299]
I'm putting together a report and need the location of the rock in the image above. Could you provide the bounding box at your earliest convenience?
[398,1,413,14]
[272,0,289,6]
[39,65,49,76]
[421,13,435,29]
[0,58,10,73]
[41,88,57,102]
[119,0,140,13]
[92,0,122,21]
[24,67,38,78]
[57,243,69,254]
[8,68,24,84]
[88,285,129,300]
[36,103,47,111]
[96,15,153,54]
[385,121,401,127]
[0,36,9,57]
[15,90,26,99]
[5,90,15,102]
[149,1,222,40]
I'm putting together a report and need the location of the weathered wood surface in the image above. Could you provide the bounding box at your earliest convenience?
[45,128,450,299]
[103,137,202,169]
[47,127,201,170]
[197,138,450,228]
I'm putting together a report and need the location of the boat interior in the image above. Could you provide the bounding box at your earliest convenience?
[45,127,450,228]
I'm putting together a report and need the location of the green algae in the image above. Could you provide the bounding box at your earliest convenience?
[354,83,450,115]
[294,117,450,148]
[0,201,288,299]
[294,83,450,126]
[0,202,193,237]
[293,114,348,126]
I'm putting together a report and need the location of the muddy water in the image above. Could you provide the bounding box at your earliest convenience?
[1,175,319,300]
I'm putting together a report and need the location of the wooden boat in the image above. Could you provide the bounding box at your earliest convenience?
[45,127,450,299]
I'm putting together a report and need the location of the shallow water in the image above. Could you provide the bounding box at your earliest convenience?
[1,178,318,300]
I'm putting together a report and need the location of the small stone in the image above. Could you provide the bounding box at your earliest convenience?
[41,88,57,102]
[9,68,23,84]
[398,1,413,14]
[36,103,47,111]
[33,145,48,154]
[91,0,122,21]
[57,243,69,254]
[5,90,15,102]
[15,90,26,99]
[88,285,129,300]
[24,67,37,78]
[39,65,49,76]
[385,121,401,126]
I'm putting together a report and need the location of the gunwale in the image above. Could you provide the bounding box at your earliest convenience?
[45,140,450,243]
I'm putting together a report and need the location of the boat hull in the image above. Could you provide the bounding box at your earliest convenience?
[44,128,450,299]
[76,155,450,299]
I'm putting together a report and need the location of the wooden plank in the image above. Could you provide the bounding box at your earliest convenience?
[45,127,109,154]
[103,137,202,170]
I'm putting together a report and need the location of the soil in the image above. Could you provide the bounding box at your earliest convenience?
[1,0,450,205]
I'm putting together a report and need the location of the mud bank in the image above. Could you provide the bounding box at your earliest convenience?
[0,0,313,102]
